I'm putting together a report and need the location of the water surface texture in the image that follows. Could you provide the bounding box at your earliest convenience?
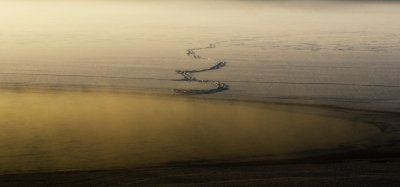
[1,0,399,111]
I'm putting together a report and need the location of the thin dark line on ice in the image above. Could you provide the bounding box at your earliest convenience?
[1,72,399,88]
[223,80,400,88]
[0,72,172,81]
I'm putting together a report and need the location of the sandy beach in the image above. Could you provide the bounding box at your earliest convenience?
[0,88,399,186]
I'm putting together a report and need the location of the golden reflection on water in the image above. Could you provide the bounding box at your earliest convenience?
[0,89,380,173]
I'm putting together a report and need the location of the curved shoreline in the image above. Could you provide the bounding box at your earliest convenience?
[0,88,392,166]
[0,86,399,187]
[1,84,399,114]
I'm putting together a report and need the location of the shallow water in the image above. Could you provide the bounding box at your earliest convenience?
[0,0,399,111]
[0,89,381,174]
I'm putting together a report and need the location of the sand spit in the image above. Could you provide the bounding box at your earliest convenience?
[0,87,399,186]
[0,88,387,174]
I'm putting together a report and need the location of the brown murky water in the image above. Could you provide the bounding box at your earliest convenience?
[0,89,381,174]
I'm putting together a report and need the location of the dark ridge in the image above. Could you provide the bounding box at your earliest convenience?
[174,38,258,95]
[173,81,229,95]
